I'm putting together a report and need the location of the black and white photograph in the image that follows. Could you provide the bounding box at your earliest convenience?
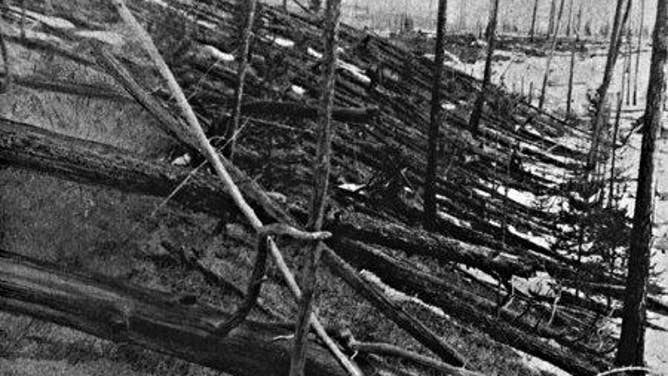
[0,0,667,375]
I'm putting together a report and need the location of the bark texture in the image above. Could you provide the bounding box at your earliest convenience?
[615,0,668,368]
[290,0,341,374]
[0,250,348,376]
[424,0,448,229]
[469,0,500,135]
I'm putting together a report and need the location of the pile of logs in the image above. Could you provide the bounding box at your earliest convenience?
[0,1,666,375]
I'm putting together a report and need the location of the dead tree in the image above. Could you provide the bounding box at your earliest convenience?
[458,0,466,32]
[565,0,574,37]
[468,0,500,135]
[586,0,633,171]
[632,0,646,105]
[0,250,350,376]
[424,0,448,230]
[538,0,566,110]
[625,27,633,105]
[566,0,582,116]
[615,0,668,368]
[290,0,341,374]
[223,0,257,160]
[529,0,540,41]
[548,0,556,36]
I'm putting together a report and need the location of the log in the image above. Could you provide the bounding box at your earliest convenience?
[239,101,380,123]
[0,117,614,375]
[329,211,536,279]
[0,119,628,296]
[0,249,349,376]
[327,237,610,376]
[0,119,466,368]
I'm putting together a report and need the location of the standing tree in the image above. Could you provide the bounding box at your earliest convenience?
[538,0,566,110]
[223,0,257,160]
[615,0,668,369]
[529,0,540,41]
[548,0,557,36]
[565,0,574,37]
[633,0,646,105]
[566,0,583,116]
[626,26,633,105]
[468,0,500,135]
[423,0,447,230]
[586,0,633,171]
[458,0,466,32]
[289,0,341,375]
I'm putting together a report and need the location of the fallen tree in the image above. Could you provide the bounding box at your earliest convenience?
[239,101,380,123]
[0,116,467,367]
[0,117,613,374]
[0,249,350,376]
[327,237,614,376]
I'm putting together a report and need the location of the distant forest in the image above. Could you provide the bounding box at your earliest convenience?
[267,0,654,36]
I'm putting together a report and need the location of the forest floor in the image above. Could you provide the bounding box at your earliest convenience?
[1,1,666,376]
[0,3,559,376]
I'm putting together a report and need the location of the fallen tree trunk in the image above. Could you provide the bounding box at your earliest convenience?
[0,118,468,368]
[0,249,349,376]
[327,237,611,376]
[0,118,625,374]
[239,101,380,123]
[329,211,536,279]
[0,118,629,295]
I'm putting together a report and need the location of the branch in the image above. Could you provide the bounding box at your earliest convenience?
[291,0,342,374]
[224,0,257,159]
[109,2,361,375]
[0,249,349,376]
[340,330,483,376]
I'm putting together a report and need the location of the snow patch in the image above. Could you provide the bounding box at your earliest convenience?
[202,45,235,62]
[291,85,306,96]
[338,60,371,84]
[441,102,457,111]
[338,183,365,192]
[197,20,217,29]
[307,47,323,59]
[171,153,191,167]
[507,225,554,249]
[271,36,295,48]
[147,0,168,7]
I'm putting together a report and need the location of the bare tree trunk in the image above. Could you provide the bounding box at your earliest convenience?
[458,0,466,32]
[632,0,646,105]
[529,0,540,41]
[0,250,352,376]
[615,0,668,368]
[565,0,574,37]
[609,92,622,208]
[586,0,632,171]
[423,0,447,230]
[468,0,500,135]
[289,0,341,374]
[538,0,566,110]
[548,0,556,36]
[566,1,582,116]
[224,0,257,160]
[625,27,633,105]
